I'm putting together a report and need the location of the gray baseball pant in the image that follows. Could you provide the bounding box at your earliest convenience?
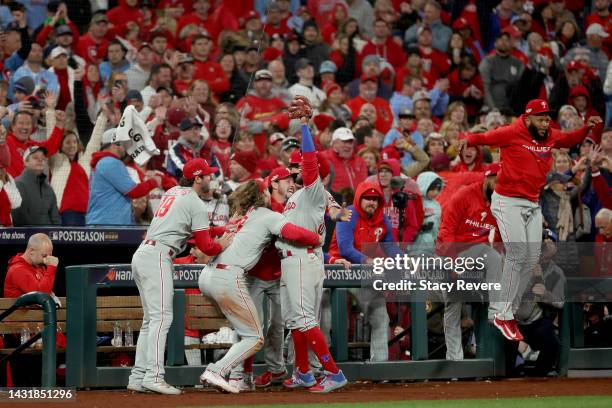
[199,264,264,377]
[348,288,389,361]
[230,276,286,378]
[490,192,543,320]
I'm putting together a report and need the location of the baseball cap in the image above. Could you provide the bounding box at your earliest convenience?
[268,167,292,182]
[361,187,382,200]
[245,10,260,21]
[126,89,143,102]
[324,81,341,97]
[360,74,377,83]
[543,228,558,242]
[138,42,153,52]
[484,162,501,177]
[406,44,420,57]
[398,108,415,118]
[231,151,258,174]
[413,90,431,103]
[295,58,314,71]
[102,128,117,145]
[524,99,554,116]
[586,23,609,38]
[183,158,218,179]
[538,45,554,59]
[502,24,521,38]
[91,12,109,24]
[254,69,273,81]
[452,17,470,31]
[281,137,300,152]
[416,25,432,37]
[313,113,335,132]
[149,30,167,42]
[23,146,48,162]
[378,159,401,176]
[55,25,72,36]
[179,117,203,131]
[167,108,187,127]
[50,46,69,59]
[566,59,588,72]
[332,127,354,142]
[269,132,286,145]
[14,76,35,95]
[286,32,300,42]
[362,54,381,67]
[320,60,337,74]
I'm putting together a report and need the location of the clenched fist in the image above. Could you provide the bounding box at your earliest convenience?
[43,256,59,267]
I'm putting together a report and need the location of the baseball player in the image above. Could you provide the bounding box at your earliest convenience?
[199,179,323,394]
[437,163,503,359]
[127,158,233,395]
[457,99,603,341]
[227,167,296,391]
[277,96,348,393]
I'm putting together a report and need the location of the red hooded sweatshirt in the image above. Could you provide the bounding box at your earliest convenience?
[323,148,369,193]
[437,182,501,257]
[4,254,57,298]
[568,85,600,123]
[452,133,484,173]
[328,182,390,263]
[466,117,599,202]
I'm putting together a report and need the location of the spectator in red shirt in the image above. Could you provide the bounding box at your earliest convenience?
[323,127,368,193]
[360,19,407,71]
[321,2,348,45]
[191,34,230,97]
[416,26,450,80]
[569,85,601,123]
[236,70,287,154]
[107,0,143,29]
[4,233,58,298]
[75,12,110,65]
[346,75,394,133]
[264,2,291,37]
[177,0,220,43]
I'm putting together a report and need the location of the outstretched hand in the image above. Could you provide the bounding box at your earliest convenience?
[456,138,468,155]
[288,95,313,123]
[337,201,352,222]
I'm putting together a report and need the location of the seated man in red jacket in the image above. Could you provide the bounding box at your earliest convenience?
[437,163,503,360]
[4,233,58,298]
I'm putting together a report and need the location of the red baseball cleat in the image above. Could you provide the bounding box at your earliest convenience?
[492,315,524,341]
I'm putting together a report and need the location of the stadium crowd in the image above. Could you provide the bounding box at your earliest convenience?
[0,0,611,381]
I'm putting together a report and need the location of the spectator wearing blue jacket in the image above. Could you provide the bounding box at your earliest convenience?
[9,43,59,100]
[328,181,403,362]
[86,128,161,225]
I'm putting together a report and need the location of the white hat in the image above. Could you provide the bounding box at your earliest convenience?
[332,127,354,142]
[50,46,69,59]
[413,90,431,103]
[102,128,117,145]
[586,23,609,38]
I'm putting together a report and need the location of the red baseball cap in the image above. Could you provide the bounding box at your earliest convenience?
[183,158,218,179]
[360,74,377,83]
[452,17,469,31]
[566,59,588,72]
[538,46,554,59]
[231,151,258,174]
[361,187,382,200]
[167,108,187,127]
[524,99,554,116]
[484,162,501,177]
[313,113,335,132]
[502,24,521,38]
[269,132,286,145]
[268,166,292,182]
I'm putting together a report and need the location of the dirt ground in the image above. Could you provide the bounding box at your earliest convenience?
[8,377,612,408]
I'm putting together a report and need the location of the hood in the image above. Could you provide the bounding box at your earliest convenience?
[353,181,385,224]
[8,253,27,268]
[416,171,444,197]
[91,151,119,169]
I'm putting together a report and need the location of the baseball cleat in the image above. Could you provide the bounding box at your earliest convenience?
[309,370,348,393]
[141,380,182,395]
[126,383,149,393]
[200,369,239,394]
[229,375,255,392]
[492,315,524,341]
[283,370,317,389]
[254,370,288,387]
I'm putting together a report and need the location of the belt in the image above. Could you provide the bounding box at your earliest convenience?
[143,239,175,257]
[282,248,314,258]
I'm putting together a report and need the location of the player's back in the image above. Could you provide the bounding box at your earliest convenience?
[146,186,206,254]
[215,207,286,271]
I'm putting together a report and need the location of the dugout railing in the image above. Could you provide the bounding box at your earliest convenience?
[64,264,504,388]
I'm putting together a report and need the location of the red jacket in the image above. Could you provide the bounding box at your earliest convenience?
[323,148,368,193]
[193,59,230,96]
[346,96,394,133]
[0,189,12,226]
[6,127,64,178]
[36,21,80,46]
[4,254,57,298]
[438,182,500,255]
[248,196,285,281]
[76,33,109,65]
[467,117,598,202]
[107,0,144,27]
[360,38,407,71]
[419,46,450,79]
[591,170,612,209]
